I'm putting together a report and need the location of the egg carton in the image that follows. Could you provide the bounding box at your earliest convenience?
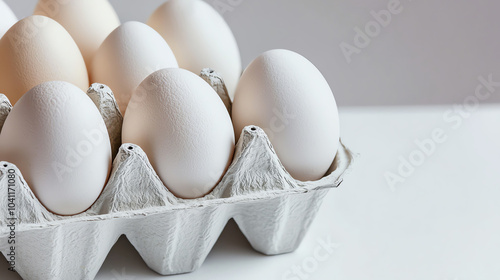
[0,72,354,280]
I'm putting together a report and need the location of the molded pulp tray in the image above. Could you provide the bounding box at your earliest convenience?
[0,83,354,280]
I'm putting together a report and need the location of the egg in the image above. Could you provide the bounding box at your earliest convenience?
[0,15,89,105]
[122,68,235,199]
[0,0,17,39]
[232,49,339,181]
[0,81,112,215]
[148,0,241,100]
[34,0,120,68]
[91,21,178,114]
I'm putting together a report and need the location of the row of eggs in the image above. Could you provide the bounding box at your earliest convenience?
[0,0,339,216]
[0,0,241,110]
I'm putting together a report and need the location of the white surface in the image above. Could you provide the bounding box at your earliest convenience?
[3,105,497,279]
[4,0,500,106]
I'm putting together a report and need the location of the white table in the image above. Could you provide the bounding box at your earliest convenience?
[3,105,499,280]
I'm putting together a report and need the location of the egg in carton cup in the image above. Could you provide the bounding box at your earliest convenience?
[0,69,354,280]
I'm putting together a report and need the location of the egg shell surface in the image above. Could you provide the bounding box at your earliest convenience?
[34,0,121,67]
[0,81,112,215]
[232,49,339,181]
[122,68,235,199]
[91,21,178,114]
[148,0,241,100]
[0,15,89,104]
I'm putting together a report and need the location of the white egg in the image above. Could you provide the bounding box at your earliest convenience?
[0,81,112,215]
[91,21,178,114]
[232,49,339,181]
[122,68,235,199]
[148,0,241,100]
[34,0,120,67]
[0,0,17,39]
[0,15,89,105]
